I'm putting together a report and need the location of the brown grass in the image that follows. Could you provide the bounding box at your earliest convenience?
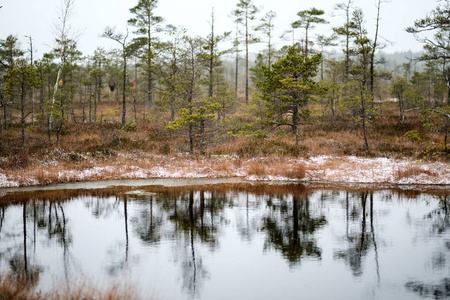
[278,163,306,179]
[244,158,306,179]
[0,275,141,300]
[0,101,448,188]
[0,275,37,300]
[210,158,235,177]
[246,159,267,177]
[395,165,438,181]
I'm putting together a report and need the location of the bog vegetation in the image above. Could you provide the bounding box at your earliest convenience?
[0,0,449,170]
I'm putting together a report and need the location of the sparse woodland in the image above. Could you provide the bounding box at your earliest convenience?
[0,0,449,180]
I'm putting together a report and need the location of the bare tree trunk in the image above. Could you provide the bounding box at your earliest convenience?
[245,10,249,105]
[49,0,75,132]
[122,46,127,126]
[26,35,35,126]
[370,0,382,108]
[234,22,239,102]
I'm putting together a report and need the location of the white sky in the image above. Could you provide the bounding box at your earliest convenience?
[0,0,438,60]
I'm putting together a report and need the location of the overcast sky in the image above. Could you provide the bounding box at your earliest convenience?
[0,0,439,60]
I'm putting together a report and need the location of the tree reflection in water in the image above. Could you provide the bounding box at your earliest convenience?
[334,191,379,277]
[406,195,450,299]
[104,196,131,276]
[0,185,449,300]
[166,190,221,298]
[262,193,327,265]
[0,198,73,288]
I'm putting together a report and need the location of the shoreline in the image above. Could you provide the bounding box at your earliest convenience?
[1,152,449,189]
[2,178,449,196]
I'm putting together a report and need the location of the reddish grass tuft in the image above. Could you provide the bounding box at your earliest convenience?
[395,165,438,180]
[279,163,306,179]
[246,160,267,177]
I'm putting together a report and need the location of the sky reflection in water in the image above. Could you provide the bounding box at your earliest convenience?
[0,184,449,300]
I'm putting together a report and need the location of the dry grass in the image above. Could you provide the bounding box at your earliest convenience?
[0,101,448,187]
[395,165,439,181]
[246,159,267,177]
[278,163,306,179]
[243,157,306,179]
[210,157,235,177]
[0,275,37,300]
[0,275,142,300]
[45,282,140,300]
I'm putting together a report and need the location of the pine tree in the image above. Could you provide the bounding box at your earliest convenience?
[291,8,327,58]
[3,59,39,148]
[128,0,164,108]
[258,46,321,147]
[232,0,260,104]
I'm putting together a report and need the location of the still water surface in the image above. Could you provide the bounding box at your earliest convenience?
[0,182,449,300]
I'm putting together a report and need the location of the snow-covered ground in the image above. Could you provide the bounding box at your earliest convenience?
[0,154,449,188]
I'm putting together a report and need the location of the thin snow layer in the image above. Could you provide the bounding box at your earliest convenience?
[303,156,449,184]
[0,155,449,188]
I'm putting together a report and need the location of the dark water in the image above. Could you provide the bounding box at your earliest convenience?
[0,182,449,300]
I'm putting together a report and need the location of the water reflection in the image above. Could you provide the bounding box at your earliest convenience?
[0,184,448,300]
[262,194,326,265]
[334,192,378,277]
[406,195,450,299]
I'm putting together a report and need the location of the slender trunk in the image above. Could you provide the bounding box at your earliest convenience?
[361,53,369,149]
[399,96,405,123]
[361,56,369,149]
[50,60,64,131]
[235,22,239,101]
[360,192,367,252]
[88,87,92,123]
[361,90,369,149]
[82,85,86,123]
[122,46,127,126]
[445,66,450,106]
[209,10,214,99]
[28,36,35,126]
[268,27,272,70]
[23,202,28,275]
[293,102,299,147]
[305,25,309,58]
[245,10,249,105]
[320,52,324,81]
[370,0,382,108]
[344,0,352,81]
[94,84,97,123]
[188,43,195,154]
[21,80,26,149]
[124,197,129,263]
[170,49,177,122]
[148,22,153,107]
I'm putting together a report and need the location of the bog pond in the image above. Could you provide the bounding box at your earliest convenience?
[0,179,449,300]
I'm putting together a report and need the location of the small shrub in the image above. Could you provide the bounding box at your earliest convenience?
[405,130,421,142]
[119,121,137,133]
